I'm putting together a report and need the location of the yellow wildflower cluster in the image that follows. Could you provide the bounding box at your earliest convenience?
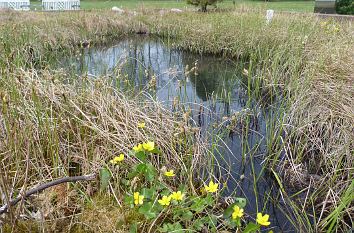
[170,191,185,201]
[320,21,340,34]
[204,180,218,193]
[158,191,185,207]
[133,192,144,206]
[164,169,175,177]
[133,141,155,152]
[137,122,145,129]
[133,144,143,152]
[158,195,172,206]
[109,153,124,165]
[256,213,271,226]
[232,205,244,219]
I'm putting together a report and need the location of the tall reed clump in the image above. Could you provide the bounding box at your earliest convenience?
[0,11,139,70]
[283,22,354,232]
[0,69,209,231]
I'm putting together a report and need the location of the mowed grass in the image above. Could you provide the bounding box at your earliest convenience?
[80,0,315,12]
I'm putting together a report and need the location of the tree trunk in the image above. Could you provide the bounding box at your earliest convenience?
[201,4,207,12]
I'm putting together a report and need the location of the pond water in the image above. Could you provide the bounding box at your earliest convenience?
[66,36,295,232]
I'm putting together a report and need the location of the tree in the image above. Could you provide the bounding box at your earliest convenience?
[336,0,354,15]
[186,0,222,12]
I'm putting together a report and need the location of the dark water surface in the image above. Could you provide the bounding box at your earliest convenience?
[66,36,295,232]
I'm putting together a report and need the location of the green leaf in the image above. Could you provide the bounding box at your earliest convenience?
[160,223,170,233]
[138,202,157,220]
[99,167,111,191]
[154,202,164,212]
[150,147,162,155]
[120,178,130,186]
[224,218,237,229]
[160,222,183,232]
[144,163,157,182]
[124,194,134,208]
[173,209,193,221]
[160,188,170,196]
[127,164,140,179]
[135,151,147,161]
[136,163,147,173]
[181,210,194,221]
[155,181,166,191]
[133,163,157,182]
[243,222,260,233]
[190,197,207,213]
[234,197,247,208]
[233,217,241,227]
[223,203,235,218]
[127,170,139,179]
[141,187,156,199]
[177,184,187,192]
[192,218,205,231]
[206,215,218,228]
[129,223,138,233]
[204,194,214,205]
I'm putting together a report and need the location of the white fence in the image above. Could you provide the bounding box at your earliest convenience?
[0,0,30,10]
[42,0,80,11]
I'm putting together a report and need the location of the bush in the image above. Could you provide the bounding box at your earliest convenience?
[186,0,222,12]
[336,0,354,15]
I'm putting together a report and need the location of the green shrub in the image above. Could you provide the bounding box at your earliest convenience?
[186,0,222,12]
[336,0,354,15]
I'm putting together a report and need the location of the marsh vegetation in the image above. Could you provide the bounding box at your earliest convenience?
[0,8,353,233]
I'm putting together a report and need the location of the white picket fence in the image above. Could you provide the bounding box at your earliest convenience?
[0,0,30,10]
[42,0,80,11]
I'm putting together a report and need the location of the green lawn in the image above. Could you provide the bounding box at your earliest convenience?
[80,0,315,13]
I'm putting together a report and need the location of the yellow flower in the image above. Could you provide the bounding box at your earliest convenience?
[200,187,207,195]
[137,122,145,128]
[320,21,328,28]
[164,170,175,177]
[170,191,185,201]
[204,180,218,193]
[133,192,144,206]
[256,213,271,226]
[133,144,143,152]
[110,154,124,164]
[334,26,340,33]
[158,195,171,206]
[232,205,244,219]
[142,141,155,152]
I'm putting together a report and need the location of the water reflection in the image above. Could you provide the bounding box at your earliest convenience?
[67,36,295,232]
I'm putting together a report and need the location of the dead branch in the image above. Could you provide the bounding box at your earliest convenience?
[0,173,96,215]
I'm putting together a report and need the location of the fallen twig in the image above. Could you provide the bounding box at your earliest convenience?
[0,173,96,215]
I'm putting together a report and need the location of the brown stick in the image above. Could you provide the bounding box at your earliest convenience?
[0,173,96,215]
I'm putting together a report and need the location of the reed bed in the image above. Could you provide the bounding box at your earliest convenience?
[0,69,209,232]
[0,9,353,232]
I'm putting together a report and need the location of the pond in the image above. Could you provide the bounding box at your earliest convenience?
[65,36,294,232]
